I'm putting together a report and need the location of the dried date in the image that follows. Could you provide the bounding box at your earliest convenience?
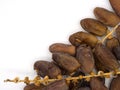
[52,53,80,73]
[80,18,107,36]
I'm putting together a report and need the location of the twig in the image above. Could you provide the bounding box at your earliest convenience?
[4,70,120,86]
[101,23,120,43]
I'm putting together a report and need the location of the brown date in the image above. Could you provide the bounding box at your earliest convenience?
[80,18,107,36]
[77,87,91,90]
[94,7,120,27]
[110,76,120,90]
[69,31,98,48]
[94,43,119,71]
[116,25,120,42]
[113,46,120,60]
[24,84,45,90]
[94,55,109,73]
[106,37,119,51]
[52,53,80,73]
[90,77,108,90]
[109,0,120,17]
[76,44,94,74]
[34,61,61,78]
[42,80,69,90]
[49,43,76,56]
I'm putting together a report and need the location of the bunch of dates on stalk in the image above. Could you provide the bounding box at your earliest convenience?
[4,0,120,90]
[24,6,120,89]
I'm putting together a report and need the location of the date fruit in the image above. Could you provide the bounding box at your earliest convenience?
[113,46,120,60]
[77,87,91,90]
[34,61,61,78]
[106,37,119,51]
[98,77,105,85]
[49,43,76,56]
[116,25,120,42]
[110,76,120,90]
[52,53,80,73]
[109,0,120,17]
[90,77,108,90]
[76,44,94,73]
[42,80,69,90]
[94,56,109,73]
[80,18,107,36]
[69,31,98,48]
[24,84,45,90]
[94,7,120,27]
[94,43,119,71]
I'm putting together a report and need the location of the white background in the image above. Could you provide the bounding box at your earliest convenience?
[0,0,113,89]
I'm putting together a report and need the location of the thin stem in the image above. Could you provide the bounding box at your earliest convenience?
[4,70,120,86]
[106,30,113,39]
[101,23,120,43]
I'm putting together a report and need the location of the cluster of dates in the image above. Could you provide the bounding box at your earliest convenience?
[10,0,120,90]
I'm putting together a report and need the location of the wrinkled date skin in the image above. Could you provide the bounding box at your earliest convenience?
[94,7,120,27]
[109,0,120,17]
[94,43,119,71]
[94,55,109,73]
[34,61,61,78]
[52,53,80,73]
[42,80,69,90]
[76,44,94,74]
[69,31,98,48]
[80,18,107,36]
[110,76,120,90]
[106,37,119,51]
[113,46,120,60]
[49,43,76,56]
[24,84,45,90]
[90,77,108,90]
[98,77,105,85]
[116,25,120,42]
[77,87,91,90]
[52,61,68,75]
